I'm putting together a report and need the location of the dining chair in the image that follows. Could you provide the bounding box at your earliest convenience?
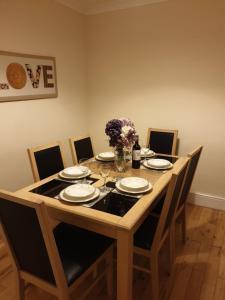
[147,128,178,155]
[0,190,114,300]
[27,142,66,182]
[133,157,189,300]
[69,136,94,165]
[175,145,203,243]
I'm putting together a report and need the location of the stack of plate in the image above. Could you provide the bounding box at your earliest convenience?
[59,183,100,203]
[96,152,115,161]
[143,159,173,170]
[141,148,155,158]
[59,166,91,179]
[116,177,152,194]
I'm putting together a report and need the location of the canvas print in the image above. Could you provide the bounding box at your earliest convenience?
[0,51,57,102]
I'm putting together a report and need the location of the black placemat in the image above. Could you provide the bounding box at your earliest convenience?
[30,177,98,198]
[92,191,139,217]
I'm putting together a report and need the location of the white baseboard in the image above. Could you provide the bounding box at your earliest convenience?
[188,192,225,211]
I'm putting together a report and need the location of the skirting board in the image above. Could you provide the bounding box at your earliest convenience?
[188,192,225,211]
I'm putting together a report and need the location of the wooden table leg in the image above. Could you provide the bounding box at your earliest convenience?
[117,230,133,300]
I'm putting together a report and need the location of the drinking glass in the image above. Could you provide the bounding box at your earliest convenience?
[100,163,111,192]
[141,141,149,164]
[79,157,94,171]
[114,147,126,172]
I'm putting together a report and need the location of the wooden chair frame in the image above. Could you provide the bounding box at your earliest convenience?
[69,135,95,165]
[0,190,113,300]
[27,141,66,182]
[146,128,178,155]
[133,157,189,300]
[175,146,203,243]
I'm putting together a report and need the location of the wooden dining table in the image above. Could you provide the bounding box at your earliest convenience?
[16,155,183,300]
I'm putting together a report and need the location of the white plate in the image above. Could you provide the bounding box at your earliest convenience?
[141,148,155,157]
[59,187,100,203]
[120,177,149,192]
[64,183,96,200]
[59,169,91,179]
[61,166,89,178]
[95,155,115,162]
[116,180,152,194]
[98,152,115,160]
[143,160,173,170]
[148,159,171,168]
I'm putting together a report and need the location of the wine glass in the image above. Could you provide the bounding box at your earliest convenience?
[99,163,111,192]
[79,157,94,171]
[141,141,149,164]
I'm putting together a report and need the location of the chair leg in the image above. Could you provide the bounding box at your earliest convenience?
[58,292,70,300]
[181,207,187,244]
[14,271,25,300]
[169,224,175,275]
[93,266,98,279]
[151,253,160,300]
[57,286,70,300]
[106,247,114,297]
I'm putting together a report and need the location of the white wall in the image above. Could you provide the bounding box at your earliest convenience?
[0,0,87,190]
[86,0,225,198]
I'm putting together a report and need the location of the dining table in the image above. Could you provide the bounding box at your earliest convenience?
[15,154,183,300]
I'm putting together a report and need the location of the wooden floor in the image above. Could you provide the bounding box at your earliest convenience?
[0,204,225,300]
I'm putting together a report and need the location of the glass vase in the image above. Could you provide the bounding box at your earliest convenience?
[124,147,132,161]
[114,146,126,172]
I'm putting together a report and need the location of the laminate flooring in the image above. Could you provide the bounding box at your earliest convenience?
[0,204,225,300]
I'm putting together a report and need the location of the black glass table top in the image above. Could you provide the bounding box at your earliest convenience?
[30,177,98,198]
[92,191,139,217]
[29,156,179,217]
[30,179,140,217]
[29,156,178,217]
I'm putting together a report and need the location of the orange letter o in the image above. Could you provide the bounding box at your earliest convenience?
[6,63,27,89]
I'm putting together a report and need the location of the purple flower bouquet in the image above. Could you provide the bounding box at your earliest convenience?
[105,118,136,148]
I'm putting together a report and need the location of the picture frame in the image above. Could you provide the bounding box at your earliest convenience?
[0,51,58,102]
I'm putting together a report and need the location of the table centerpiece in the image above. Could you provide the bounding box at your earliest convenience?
[105,118,136,172]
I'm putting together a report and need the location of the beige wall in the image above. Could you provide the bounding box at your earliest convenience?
[1,0,224,199]
[86,0,225,197]
[0,0,87,190]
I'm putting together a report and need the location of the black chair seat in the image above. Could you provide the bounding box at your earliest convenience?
[54,223,113,286]
[134,215,159,250]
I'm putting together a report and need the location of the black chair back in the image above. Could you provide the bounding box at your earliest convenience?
[148,130,177,155]
[34,145,64,180]
[74,137,94,162]
[178,146,203,208]
[0,196,55,284]
[150,131,173,154]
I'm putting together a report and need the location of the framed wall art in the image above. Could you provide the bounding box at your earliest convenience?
[0,51,58,102]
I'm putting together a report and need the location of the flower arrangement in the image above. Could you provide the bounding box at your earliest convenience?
[105,118,136,148]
